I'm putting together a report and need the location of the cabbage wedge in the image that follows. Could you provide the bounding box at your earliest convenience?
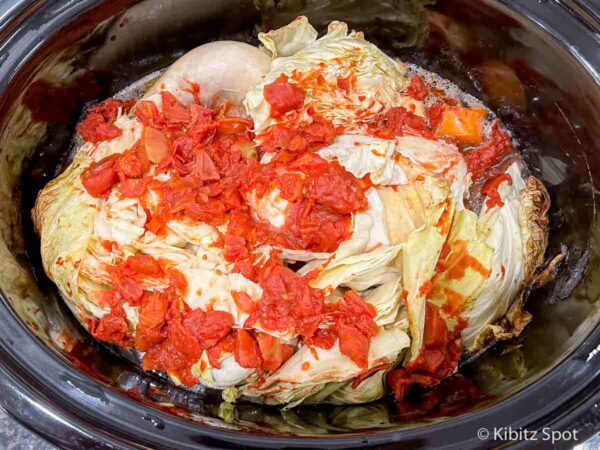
[463,163,549,355]
[245,17,410,133]
[241,327,409,407]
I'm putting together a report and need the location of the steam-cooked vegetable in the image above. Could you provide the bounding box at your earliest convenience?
[33,16,549,408]
[245,19,410,134]
[241,327,409,407]
[463,163,549,354]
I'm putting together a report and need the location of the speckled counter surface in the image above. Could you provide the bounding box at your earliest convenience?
[0,408,56,450]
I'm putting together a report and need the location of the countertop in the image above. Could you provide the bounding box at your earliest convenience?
[0,408,55,450]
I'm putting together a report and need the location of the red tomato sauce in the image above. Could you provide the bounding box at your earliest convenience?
[79,87,375,382]
[387,303,466,401]
[482,173,512,208]
[464,121,512,180]
[405,75,429,101]
[77,98,136,143]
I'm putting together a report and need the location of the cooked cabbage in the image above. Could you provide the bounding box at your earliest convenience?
[245,19,410,133]
[33,16,550,408]
[463,163,549,355]
[241,327,409,407]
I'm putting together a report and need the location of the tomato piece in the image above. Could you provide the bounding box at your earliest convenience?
[183,309,233,348]
[143,126,170,164]
[231,290,257,314]
[194,150,220,182]
[135,292,168,351]
[427,102,444,130]
[377,106,434,139]
[264,75,305,117]
[422,303,449,352]
[217,118,253,135]
[256,333,287,372]
[117,147,147,179]
[165,268,188,295]
[465,122,512,180]
[81,154,120,197]
[306,327,337,350]
[260,124,307,154]
[167,318,202,366]
[123,255,163,276]
[161,91,190,127]
[206,332,235,369]
[77,99,133,143]
[234,329,261,369]
[281,343,294,364]
[77,113,122,143]
[274,172,305,202]
[405,75,428,100]
[92,307,129,344]
[301,116,336,149]
[223,235,249,262]
[338,323,370,369]
[120,178,148,197]
[435,106,487,145]
[138,292,168,329]
[482,173,512,208]
[307,162,367,214]
[135,100,163,128]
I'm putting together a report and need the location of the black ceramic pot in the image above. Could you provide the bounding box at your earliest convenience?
[0,1,598,449]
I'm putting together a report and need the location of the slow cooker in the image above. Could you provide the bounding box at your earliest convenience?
[0,0,598,448]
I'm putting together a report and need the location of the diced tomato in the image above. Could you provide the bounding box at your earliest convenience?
[182,309,233,349]
[234,329,261,369]
[307,161,367,214]
[255,259,324,336]
[92,307,129,344]
[339,324,370,369]
[406,75,428,100]
[307,327,337,350]
[260,124,307,154]
[427,102,444,130]
[375,106,434,139]
[264,75,305,117]
[135,100,163,128]
[118,146,147,179]
[435,106,487,145]
[77,98,134,143]
[143,126,170,164]
[123,255,163,276]
[302,116,336,149]
[231,290,257,314]
[423,303,449,349]
[165,268,188,295]
[194,151,220,181]
[161,91,190,128]
[80,154,120,197]
[135,292,168,351]
[482,173,512,208]
[120,178,148,197]
[256,333,288,372]
[138,292,168,329]
[464,122,512,180]
[206,332,235,369]
[217,118,253,135]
